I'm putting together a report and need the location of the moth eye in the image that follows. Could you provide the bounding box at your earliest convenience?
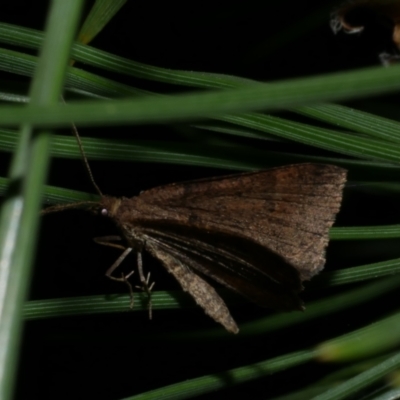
[101,208,108,216]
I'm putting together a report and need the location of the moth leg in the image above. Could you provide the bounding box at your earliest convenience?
[105,247,133,278]
[95,236,135,281]
[94,236,137,306]
[135,252,155,320]
[104,247,136,308]
[95,238,155,315]
[94,235,126,251]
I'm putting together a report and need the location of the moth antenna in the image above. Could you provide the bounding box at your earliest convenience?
[71,122,103,197]
[40,201,100,215]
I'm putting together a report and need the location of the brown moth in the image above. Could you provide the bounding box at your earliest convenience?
[44,155,346,333]
[101,164,346,334]
[42,129,347,333]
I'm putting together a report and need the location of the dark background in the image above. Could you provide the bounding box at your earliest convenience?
[2,0,400,399]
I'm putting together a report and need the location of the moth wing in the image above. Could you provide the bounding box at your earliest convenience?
[137,163,346,281]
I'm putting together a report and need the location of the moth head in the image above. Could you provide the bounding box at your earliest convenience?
[98,196,122,219]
